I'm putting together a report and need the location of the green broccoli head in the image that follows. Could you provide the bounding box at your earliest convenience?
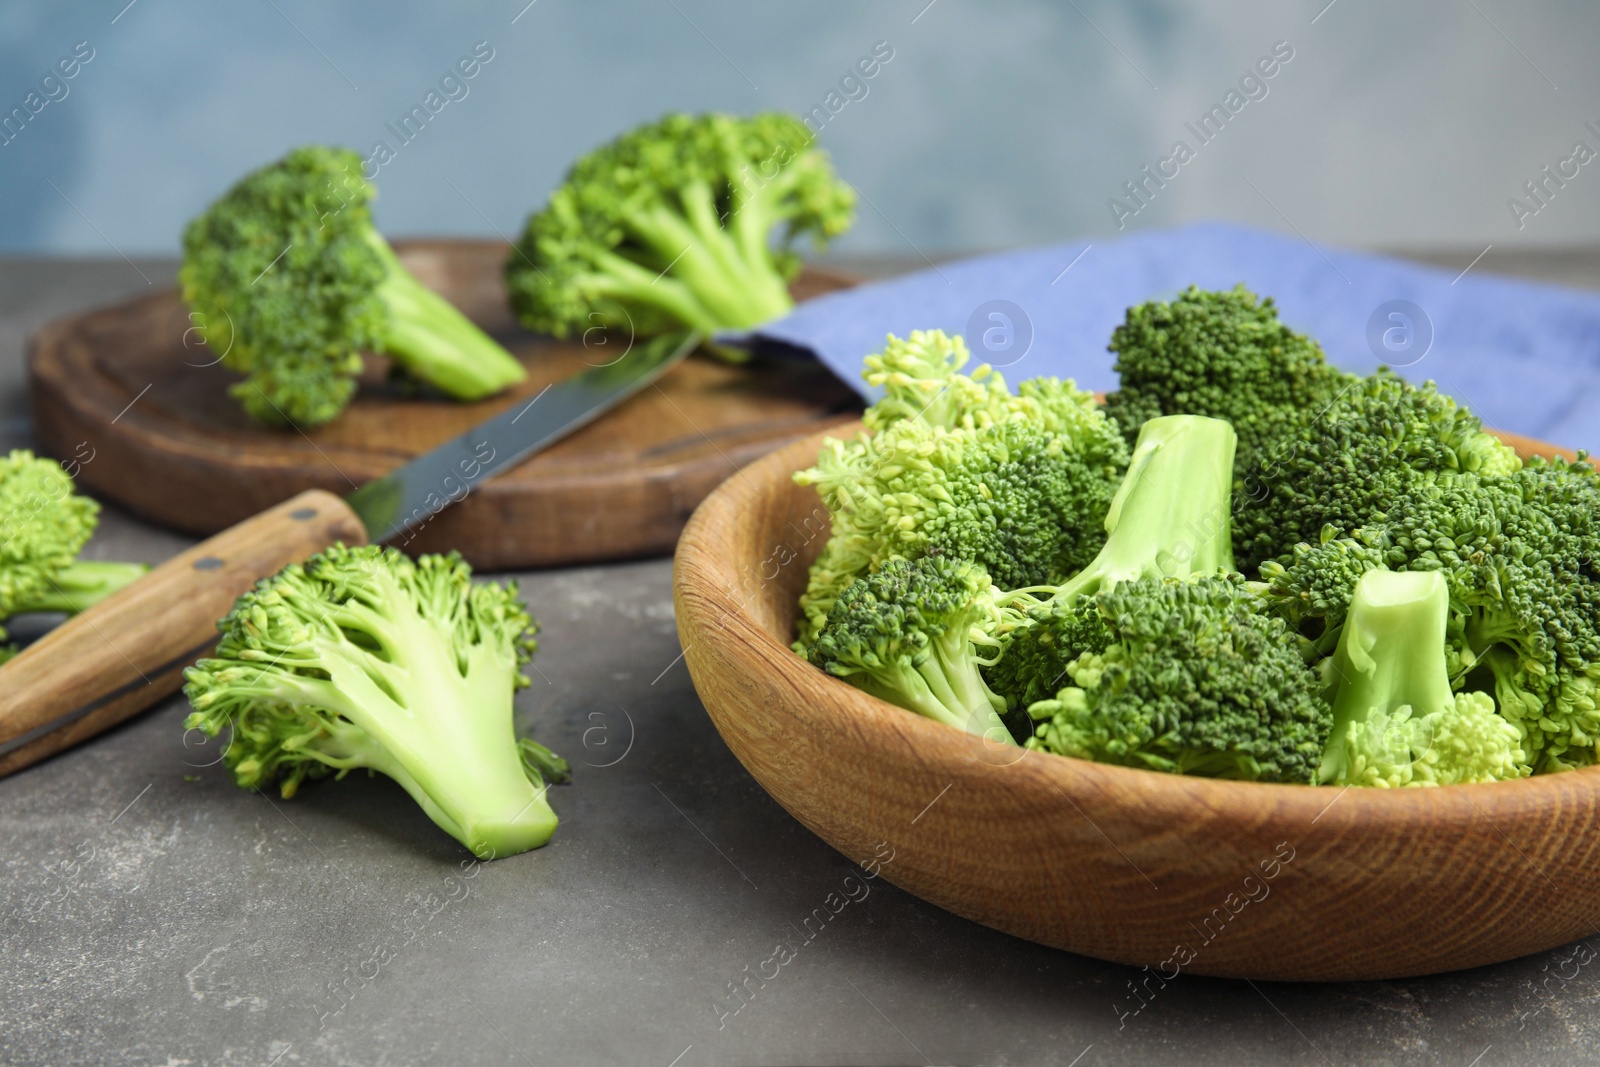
[984,591,1113,714]
[506,112,855,358]
[183,544,561,859]
[810,555,1012,742]
[1262,460,1600,771]
[1318,568,1528,786]
[1025,574,1331,783]
[0,450,146,650]
[1101,285,1356,566]
[182,146,526,428]
[791,330,1128,650]
[1235,369,1520,570]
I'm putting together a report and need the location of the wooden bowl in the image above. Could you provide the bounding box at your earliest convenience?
[673,423,1598,981]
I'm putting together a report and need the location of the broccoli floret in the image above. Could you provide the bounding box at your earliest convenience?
[1319,569,1528,786]
[984,414,1238,714]
[0,450,146,653]
[1262,460,1600,771]
[1235,370,1520,568]
[983,591,1113,716]
[183,545,561,859]
[182,146,527,428]
[791,332,1127,649]
[1101,285,1357,568]
[810,556,1012,742]
[506,112,854,360]
[1025,574,1330,782]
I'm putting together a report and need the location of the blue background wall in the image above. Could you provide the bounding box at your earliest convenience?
[2,0,1597,255]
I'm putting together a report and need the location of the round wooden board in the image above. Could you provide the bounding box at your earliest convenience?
[28,241,864,570]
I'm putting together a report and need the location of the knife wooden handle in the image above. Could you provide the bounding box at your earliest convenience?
[0,490,366,778]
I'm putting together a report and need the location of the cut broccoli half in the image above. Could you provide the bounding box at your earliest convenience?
[1025,574,1331,783]
[182,146,527,428]
[1318,568,1528,786]
[183,545,562,859]
[507,112,855,361]
[810,555,1013,743]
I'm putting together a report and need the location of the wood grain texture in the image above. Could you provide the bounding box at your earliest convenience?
[673,422,1600,981]
[0,489,365,779]
[28,241,862,570]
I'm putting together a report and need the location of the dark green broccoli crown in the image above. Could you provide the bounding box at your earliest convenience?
[1101,285,1356,545]
[1028,574,1331,783]
[180,146,386,427]
[0,450,98,630]
[506,111,855,339]
[913,418,1124,590]
[985,593,1113,712]
[1236,370,1520,569]
[1262,460,1600,768]
[809,554,1010,737]
[810,555,993,679]
[183,544,538,794]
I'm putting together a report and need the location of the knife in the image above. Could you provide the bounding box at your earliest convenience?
[0,330,699,778]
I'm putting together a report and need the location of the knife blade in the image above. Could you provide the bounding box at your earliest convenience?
[345,330,697,544]
[0,330,699,777]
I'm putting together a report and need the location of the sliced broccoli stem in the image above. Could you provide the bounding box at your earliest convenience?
[10,560,148,615]
[1318,569,1456,784]
[289,620,558,858]
[367,235,527,401]
[1051,415,1238,602]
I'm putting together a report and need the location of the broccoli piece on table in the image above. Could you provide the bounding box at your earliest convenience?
[1025,574,1330,783]
[182,146,527,428]
[810,556,1012,743]
[1234,369,1520,569]
[791,331,1127,650]
[507,112,854,360]
[1318,568,1527,787]
[183,545,562,859]
[0,450,146,654]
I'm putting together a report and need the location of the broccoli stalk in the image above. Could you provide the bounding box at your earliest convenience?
[184,546,562,859]
[10,560,149,614]
[182,146,526,428]
[507,113,855,359]
[1318,569,1528,786]
[363,232,529,400]
[1041,414,1237,603]
[810,556,1012,742]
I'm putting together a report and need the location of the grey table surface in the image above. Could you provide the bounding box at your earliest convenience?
[4,250,1600,1067]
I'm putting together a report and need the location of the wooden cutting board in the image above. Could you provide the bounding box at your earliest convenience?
[28,240,864,570]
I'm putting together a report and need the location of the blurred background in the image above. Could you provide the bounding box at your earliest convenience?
[2,0,1598,257]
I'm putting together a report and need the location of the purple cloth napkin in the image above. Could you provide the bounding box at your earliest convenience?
[740,223,1600,452]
